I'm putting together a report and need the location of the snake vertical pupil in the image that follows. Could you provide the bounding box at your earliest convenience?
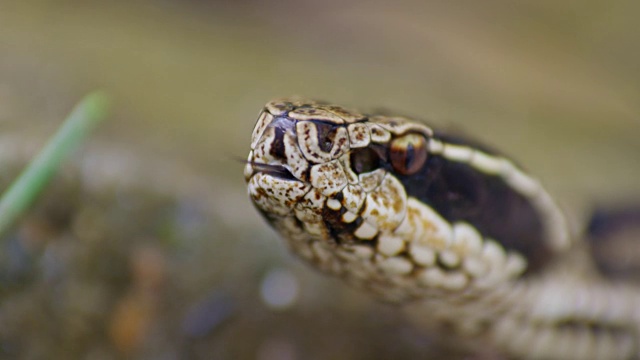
[389,133,428,175]
[350,147,381,174]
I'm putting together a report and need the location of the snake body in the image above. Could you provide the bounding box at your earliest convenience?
[244,98,640,359]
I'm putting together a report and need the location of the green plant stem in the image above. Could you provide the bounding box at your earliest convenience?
[0,91,110,236]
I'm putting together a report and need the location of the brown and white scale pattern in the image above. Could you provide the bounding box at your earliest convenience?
[245,97,640,360]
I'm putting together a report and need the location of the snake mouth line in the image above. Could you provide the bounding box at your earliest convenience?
[249,161,299,181]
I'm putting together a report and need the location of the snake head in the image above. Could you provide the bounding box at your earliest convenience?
[245,98,433,244]
[245,98,459,302]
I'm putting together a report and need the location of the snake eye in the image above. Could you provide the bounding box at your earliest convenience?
[350,147,382,174]
[389,133,428,175]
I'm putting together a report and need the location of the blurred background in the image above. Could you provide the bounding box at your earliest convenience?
[0,0,639,359]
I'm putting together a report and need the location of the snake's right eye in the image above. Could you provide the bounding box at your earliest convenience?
[389,133,428,175]
[350,147,382,174]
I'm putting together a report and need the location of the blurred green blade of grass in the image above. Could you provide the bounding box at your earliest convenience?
[0,91,110,236]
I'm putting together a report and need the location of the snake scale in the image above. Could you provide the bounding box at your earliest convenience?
[244,98,640,360]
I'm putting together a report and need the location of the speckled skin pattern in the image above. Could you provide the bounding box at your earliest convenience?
[245,98,640,360]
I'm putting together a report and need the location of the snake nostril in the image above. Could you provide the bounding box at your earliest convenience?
[267,116,297,160]
[314,122,338,153]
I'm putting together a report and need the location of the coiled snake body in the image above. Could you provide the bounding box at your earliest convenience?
[245,98,640,359]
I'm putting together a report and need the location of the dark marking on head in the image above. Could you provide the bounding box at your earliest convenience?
[321,205,362,245]
[396,151,551,274]
[311,121,339,153]
[268,116,298,160]
[350,144,388,174]
[269,126,286,159]
[350,148,381,174]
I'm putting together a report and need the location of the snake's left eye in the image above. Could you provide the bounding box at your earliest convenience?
[389,133,428,175]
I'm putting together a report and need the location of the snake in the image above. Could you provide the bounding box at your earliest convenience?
[244,97,640,360]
